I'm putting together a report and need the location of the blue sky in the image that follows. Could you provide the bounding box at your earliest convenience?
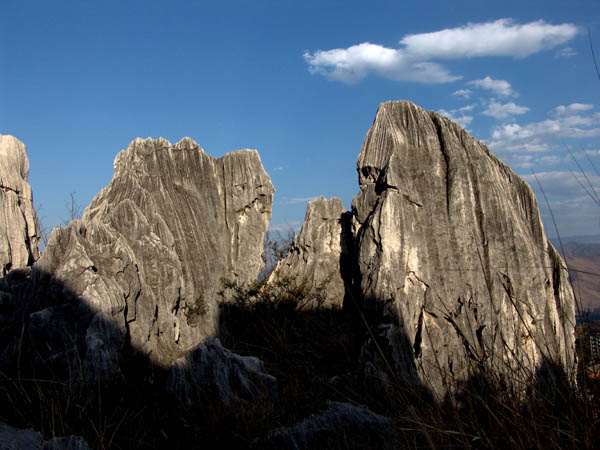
[2,0,600,240]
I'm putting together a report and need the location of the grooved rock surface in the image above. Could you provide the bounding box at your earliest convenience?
[0,135,39,275]
[352,101,575,396]
[270,196,352,308]
[167,338,277,407]
[35,137,274,371]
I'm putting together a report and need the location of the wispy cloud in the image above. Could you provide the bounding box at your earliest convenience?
[486,105,600,168]
[285,196,319,204]
[452,89,472,99]
[523,171,600,197]
[399,19,579,59]
[269,221,303,233]
[467,77,516,97]
[554,46,577,58]
[482,100,529,120]
[438,105,475,128]
[551,103,594,117]
[304,19,579,84]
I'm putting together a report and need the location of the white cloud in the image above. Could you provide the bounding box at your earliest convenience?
[482,100,529,120]
[551,103,594,116]
[270,221,303,233]
[303,42,459,83]
[399,19,580,59]
[486,106,600,168]
[523,171,600,198]
[490,118,600,145]
[555,46,577,58]
[304,19,579,84]
[452,89,472,99]
[438,104,475,128]
[467,77,516,97]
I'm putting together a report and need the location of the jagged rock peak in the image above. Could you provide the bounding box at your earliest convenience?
[0,135,40,274]
[270,196,352,308]
[35,137,274,374]
[353,100,575,397]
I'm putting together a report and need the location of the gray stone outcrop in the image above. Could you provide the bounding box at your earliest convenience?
[0,135,39,275]
[270,196,352,308]
[254,401,399,450]
[167,338,277,407]
[278,101,575,398]
[353,101,575,396]
[34,137,274,373]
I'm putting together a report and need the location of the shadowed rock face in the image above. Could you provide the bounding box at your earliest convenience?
[0,135,39,275]
[35,137,274,370]
[279,101,576,397]
[352,101,575,396]
[270,196,352,309]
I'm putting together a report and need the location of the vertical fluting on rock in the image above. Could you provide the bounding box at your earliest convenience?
[0,135,40,275]
[34,137,274,373]
[352,101,575,396]
[270,196,353,308]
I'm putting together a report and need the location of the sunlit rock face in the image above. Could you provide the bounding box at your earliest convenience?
[352,101,576,397]
[270,196,352,309]
[36,137,274,372]
[0,135,40,275]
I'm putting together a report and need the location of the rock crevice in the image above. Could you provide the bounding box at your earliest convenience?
[276,100,576,397]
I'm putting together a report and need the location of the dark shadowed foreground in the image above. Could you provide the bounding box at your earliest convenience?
[0,267,598,449]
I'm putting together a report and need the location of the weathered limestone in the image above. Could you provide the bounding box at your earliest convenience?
[167,338,277,407]
[277,101,575,397]
[34,137,274,371]
[352,101,575,396]
[0,135,39,275]
[270,196,352,308]
[254,401,399,450]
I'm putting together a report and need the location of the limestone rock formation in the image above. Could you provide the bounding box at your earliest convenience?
[270,196,352,308]
[167,338,277,407]
[254,401,399,450]
[277,101,575,397]
[0,135,39,275]
[352,101,575,396]
[34,137,274,372]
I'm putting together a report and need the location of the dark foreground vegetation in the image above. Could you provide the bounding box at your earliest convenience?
[1,275,599,449]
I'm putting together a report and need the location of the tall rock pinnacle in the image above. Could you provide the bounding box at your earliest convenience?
[352,100,575,396]
[0,135,40,275]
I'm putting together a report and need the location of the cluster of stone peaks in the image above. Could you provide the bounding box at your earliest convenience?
[273,101,575,395]
[0,101,575,398]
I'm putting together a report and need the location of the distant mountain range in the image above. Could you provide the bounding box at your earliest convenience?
[550,234,600,246]
[554,238,600,321]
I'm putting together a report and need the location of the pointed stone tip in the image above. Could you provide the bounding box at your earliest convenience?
[174,137,201,150]
[0,133,30,180]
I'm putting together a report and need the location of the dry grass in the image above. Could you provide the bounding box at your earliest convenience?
[0,276,599,449]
